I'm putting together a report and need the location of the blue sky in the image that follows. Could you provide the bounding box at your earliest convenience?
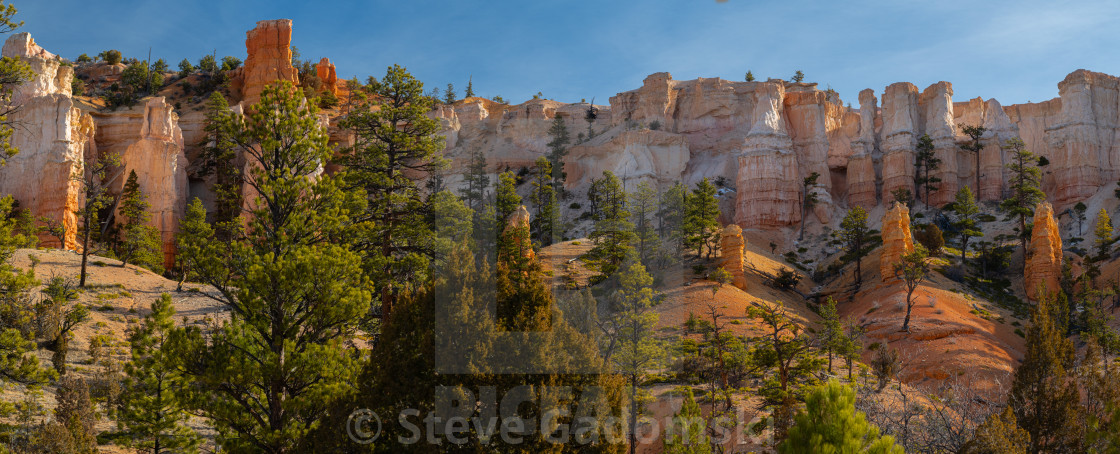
[13,0,1120,107]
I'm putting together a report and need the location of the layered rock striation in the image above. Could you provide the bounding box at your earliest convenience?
[1024,202,1062,301]
[0,33,93,250]
[880,202,914,282]
[233,19,299,105]
[91,97,188,267]
[718,224,748,290]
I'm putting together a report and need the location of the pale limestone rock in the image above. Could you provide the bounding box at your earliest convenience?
[1025,202,1062,301]
[736,82,801,229]
[880,202,914,282]
[880,82,919,204]
[92,97,188,267]
[918,82,959,207]
[847,89,879,208]
[565,130,688,190]
[0,33,91,250]
[1043,70,1116,210]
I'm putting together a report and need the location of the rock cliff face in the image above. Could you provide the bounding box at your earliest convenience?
[0,33,93,250]
[847,89,879,208]
[234,19,299,105]
[91,98,188,267]
[880,202,914,282]
[718,224,748,290]
[1025,202,1062,301]
[315,58,338,96]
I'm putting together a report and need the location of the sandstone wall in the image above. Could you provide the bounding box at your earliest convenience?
[0,33,93,250]
[92,97,188,267]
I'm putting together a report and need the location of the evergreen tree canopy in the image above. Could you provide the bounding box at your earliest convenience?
[779,380,904,454]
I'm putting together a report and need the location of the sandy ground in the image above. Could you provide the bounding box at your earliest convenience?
[5,248,226,452]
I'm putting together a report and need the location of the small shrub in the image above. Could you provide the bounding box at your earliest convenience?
[71,77,86,96]
[100,49,122,65]
[649,120,661,131]
[692,264,706,275]
[569,203,581,210]
[914,223,944,256]
[773,267,801,290]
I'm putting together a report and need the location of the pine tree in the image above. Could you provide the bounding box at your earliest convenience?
[999,138,1045,269]
[791,70,805,83]
[959,124,988,196]
[76,152,121,287]
[171,82,370,453]
[663,388,711,454]
[495,170,521,225]
[685,178,721,259]
[819,297,843,373]
[40,275,88,376]
[459,148,490,214]
[839,206,874,290]
[659,182,689,256]
[528,156,559,247]
[954,186,983,267]
[177,58,193,78]
[0,2,31,164]
[1095,208,1113,260]
[586,171,636,281]
[0,196,55,388]
[745,70,755,82]
[607,261,663,454]
[894,246,930,332]
[42,376,98,454]
[174,198,210,292]
[1073,202,1088,237]
[748,300,825,441]
[117,170,163,273]
[800,172,820,241]
[915,133,941,207]
[444,82,456,104]
[344,236,624,452]
[1008,290,1083,453]
[546,113,571,194]
[198,91,240,236]
[339,65,444,324]
[464,75,474,98]
[779,380,904,454]
[962,406,1030,454]
[630,181,660,268]
[119,294,200,453]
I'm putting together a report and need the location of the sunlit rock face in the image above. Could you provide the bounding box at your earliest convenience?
[0,32,93,250]
[232,19,299,105]
[719,224,748,290]
[433,68,1120,234]
[1025,202,1062,301]
[91,97,188,267]
[880,202,914,283]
